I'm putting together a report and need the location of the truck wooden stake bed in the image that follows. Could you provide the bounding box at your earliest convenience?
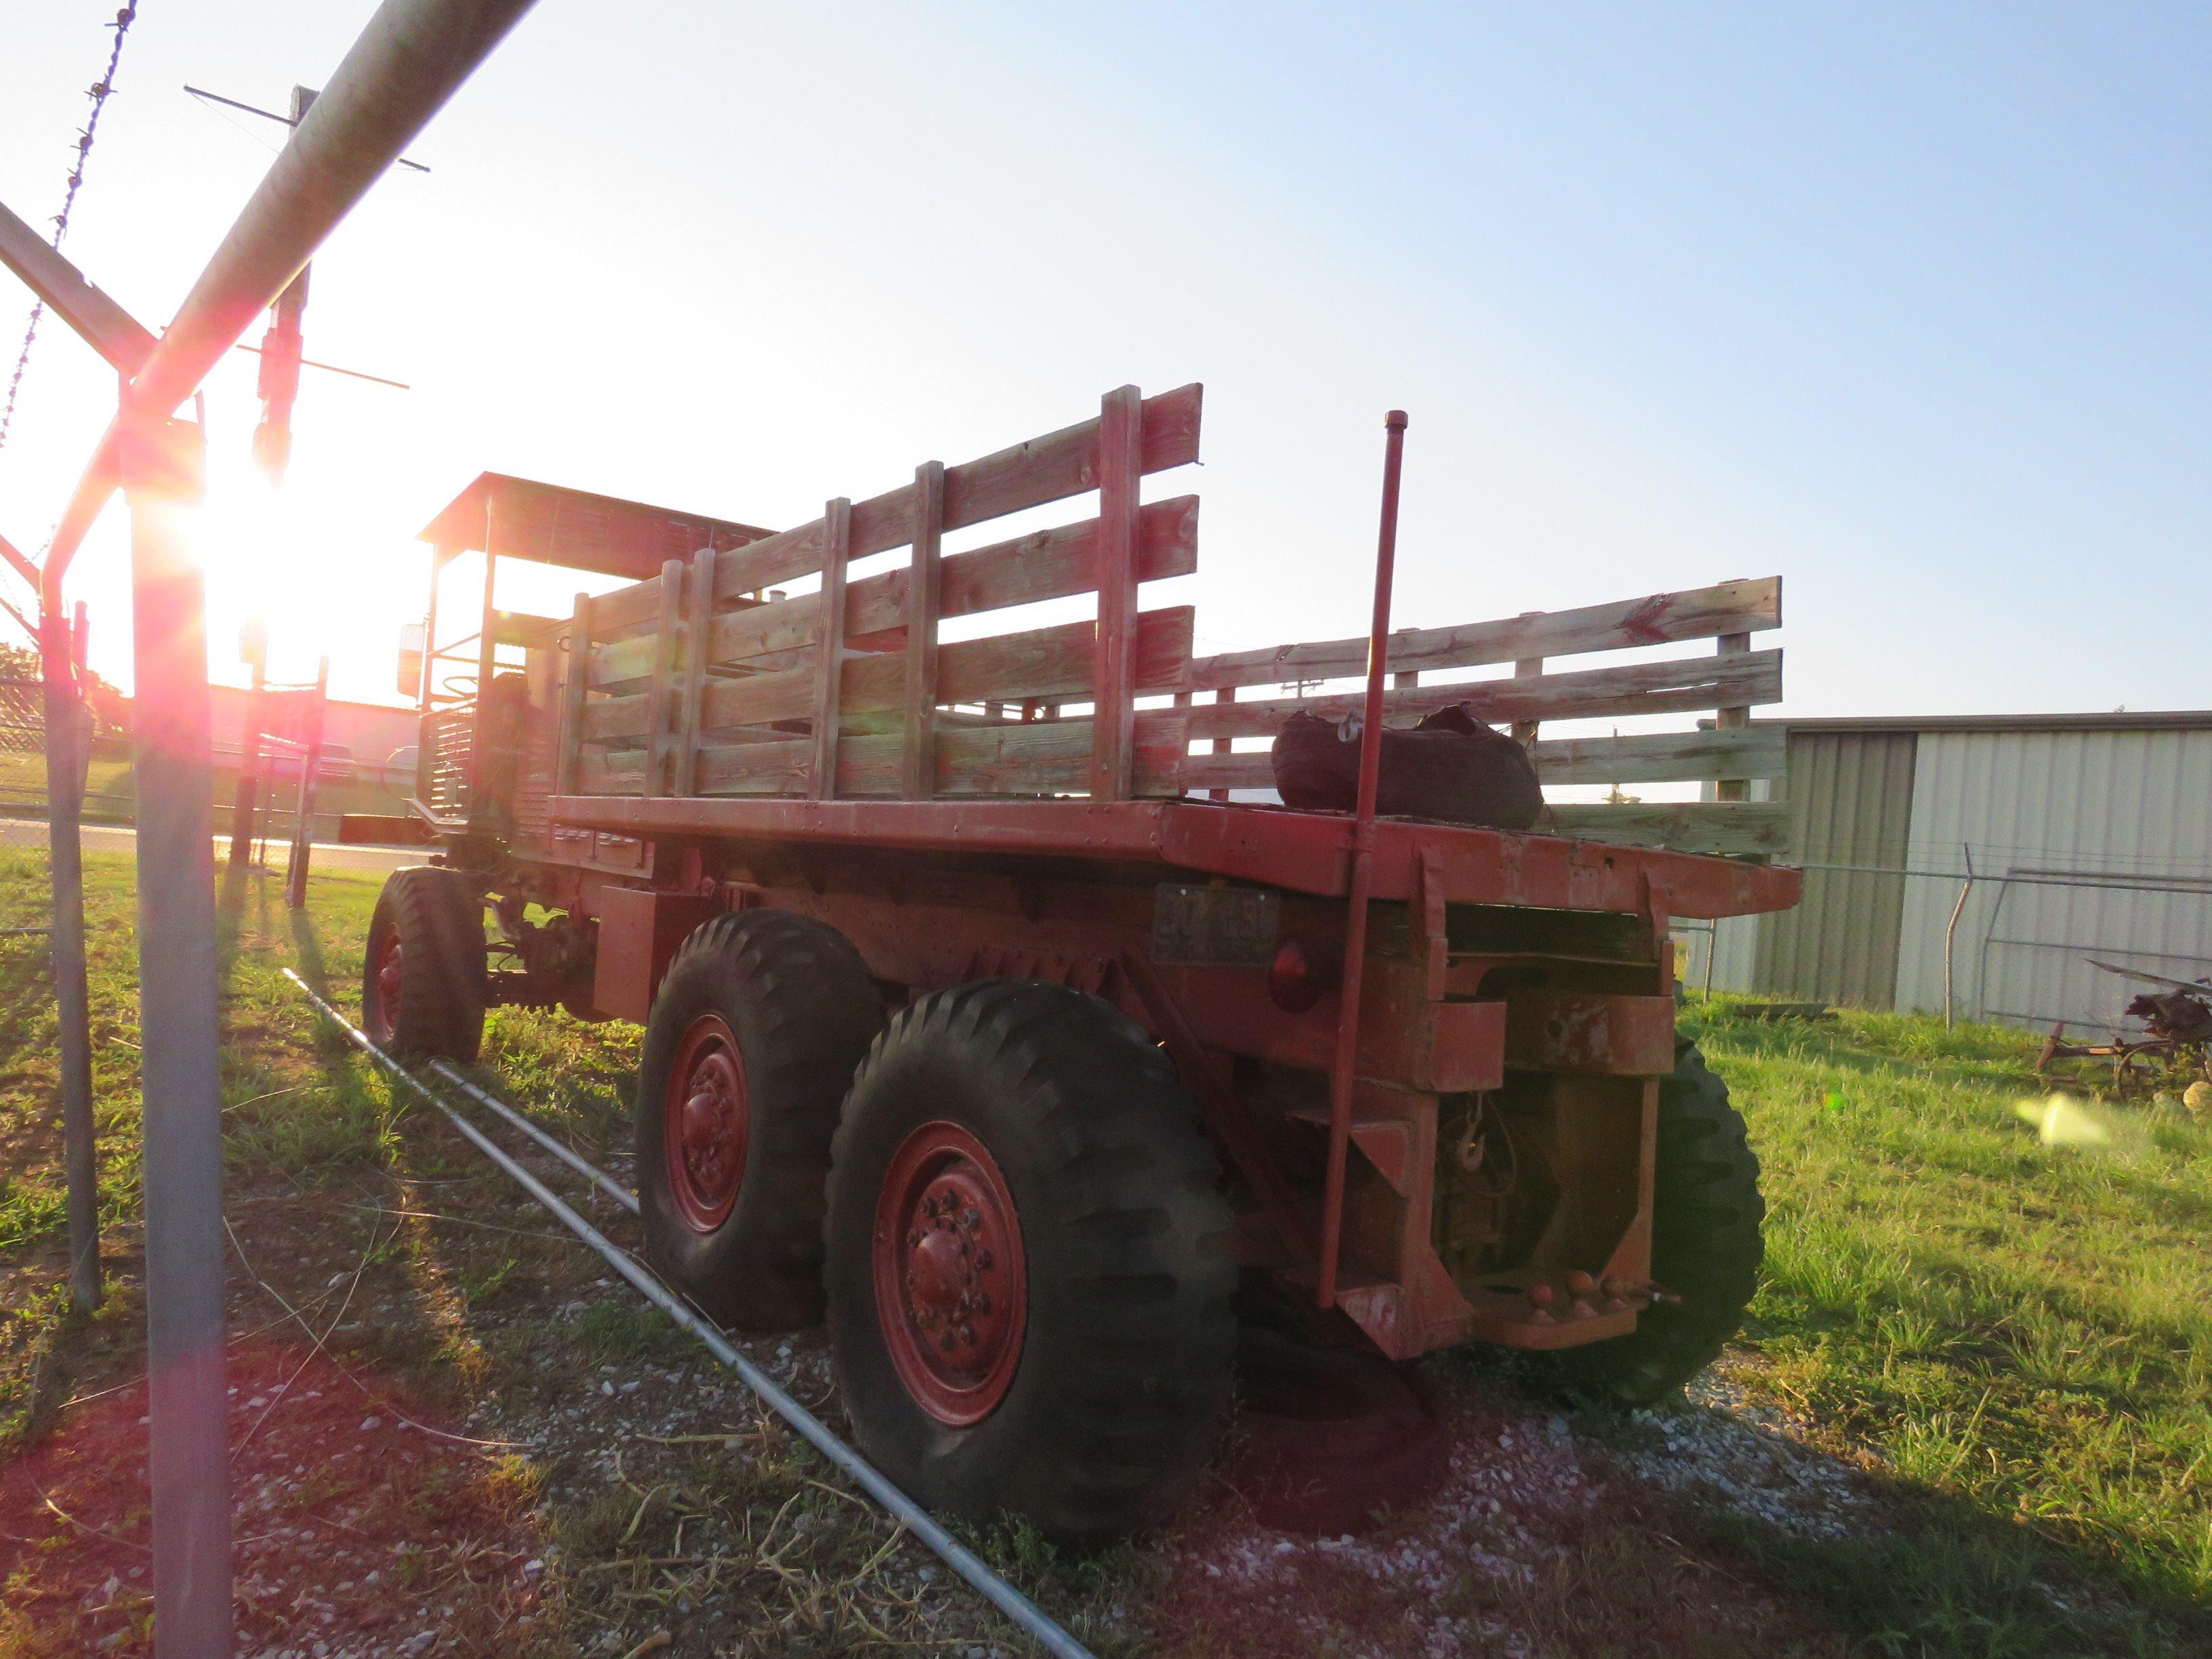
[345,384,1801,1543]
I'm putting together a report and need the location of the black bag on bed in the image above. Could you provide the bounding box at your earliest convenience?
[1269,701,1542,830]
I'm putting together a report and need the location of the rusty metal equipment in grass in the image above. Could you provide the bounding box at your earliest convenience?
[2036,958,2212,1092]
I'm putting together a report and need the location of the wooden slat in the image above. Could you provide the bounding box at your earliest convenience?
[808,499,851,800]
[589,571,668,637]
[695,709,1189,799]
[1185,648,1781,741]
[1179,726,1788,795]
[712,517,827,608]
[691,493,1200,678]
[699,383,1204,607]
[674,547,716,798]
[1090,386,1143,799]
[556,592,592,797]
[691,606,1194,738]
[1714,631,1752,804]
[941,381,1201,538]
[901,463,945,797]
[1542,801,1792,857]
[1532,725,1786,784]
[641,558,687,795]
[1192,576,1782,692]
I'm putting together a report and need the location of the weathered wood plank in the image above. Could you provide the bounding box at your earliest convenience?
[940,382,1201,537]
[1191,576,1782,692]
[1714,631,1752,804]
[695,709,1189,798]
[695,606,1195,737]
[808,499,851,800]
[673,547,716,798]
[693,493,1200,676]
[587,571,666,637]
[641,558,687,795]
[1185,648,1781,740]
[1542,800,1791,857]
[1532,724,1786,785]
[690,384,1204,606]
[556,592,592,798]
[1090,386,1143,800]
[1179,725,1788,794]
[901,462,945,798]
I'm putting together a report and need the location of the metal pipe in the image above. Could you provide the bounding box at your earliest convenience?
[286,975,1097,1659]
[41,607,98,1311]
[1943,842,1975,1029]
[39,0,541,611]
[1317,409,1408,1309]
[124,415,232,1656]
[426,1060,640,1214]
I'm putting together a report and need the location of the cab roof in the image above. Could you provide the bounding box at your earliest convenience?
[417,472,773,581]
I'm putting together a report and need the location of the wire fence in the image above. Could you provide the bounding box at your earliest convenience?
[1689,852,2212,1036]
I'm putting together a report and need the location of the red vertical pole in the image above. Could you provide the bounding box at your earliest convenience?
[1316,409,1408,1309]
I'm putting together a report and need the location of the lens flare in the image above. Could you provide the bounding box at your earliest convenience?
[2014,1092,2114,1148]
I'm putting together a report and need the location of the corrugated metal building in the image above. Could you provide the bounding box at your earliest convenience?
[1692,712,2212,1032]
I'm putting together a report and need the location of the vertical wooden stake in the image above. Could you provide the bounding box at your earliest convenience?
[1208,687,1231,802]
[1510,612,1542,748]
[642,558,686,796]
[901,465,944,799]
[810,499,852,800]
[1714,631,1750,802]
[1090,385,1143,800]
[674,546,716,798]
[558,591,592,796]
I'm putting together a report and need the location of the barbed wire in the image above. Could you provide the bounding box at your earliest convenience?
[0,3,142,459]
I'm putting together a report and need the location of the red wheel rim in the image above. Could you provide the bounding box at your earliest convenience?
[369,928,404,1044]
[664,1013,748,1231]
[872,1121,1027,1426]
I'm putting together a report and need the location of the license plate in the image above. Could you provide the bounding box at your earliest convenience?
[1151,884,1280,967]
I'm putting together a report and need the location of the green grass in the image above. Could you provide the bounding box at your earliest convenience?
[2,846,2208,1654]
[1685,996,2212,1654]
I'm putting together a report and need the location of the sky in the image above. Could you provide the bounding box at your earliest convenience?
[0,1,2206,717]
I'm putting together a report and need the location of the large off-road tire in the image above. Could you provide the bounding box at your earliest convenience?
[362,867,488,1061]
[1543,1041,1765,1407]
[823,979,1235,1547]
[636,909,884,1331]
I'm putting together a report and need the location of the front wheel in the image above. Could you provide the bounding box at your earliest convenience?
[362,867,488,1061]
[823,980,1235,1547]
[1540,1042,1765,1406]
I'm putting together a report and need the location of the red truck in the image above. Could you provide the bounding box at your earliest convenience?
[347,384,1799,1542]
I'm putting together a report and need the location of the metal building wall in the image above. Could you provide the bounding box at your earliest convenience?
[1893,727,2212,1030]
[1751,730,1917,1006]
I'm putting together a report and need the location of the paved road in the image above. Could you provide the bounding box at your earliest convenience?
[0,816,417,875]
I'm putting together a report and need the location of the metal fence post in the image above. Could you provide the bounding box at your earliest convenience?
[40,605,100,1311]
[119,403,233,1656]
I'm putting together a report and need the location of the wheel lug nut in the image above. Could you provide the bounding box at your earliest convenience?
[962,1208,980,1228]
[974,1291,991,1314]
[958,1325,975,1345]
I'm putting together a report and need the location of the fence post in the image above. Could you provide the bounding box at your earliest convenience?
[119,402,234,1656]
[226,619,268,872]
[41,606,100,1311]
[284,655,327,908]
